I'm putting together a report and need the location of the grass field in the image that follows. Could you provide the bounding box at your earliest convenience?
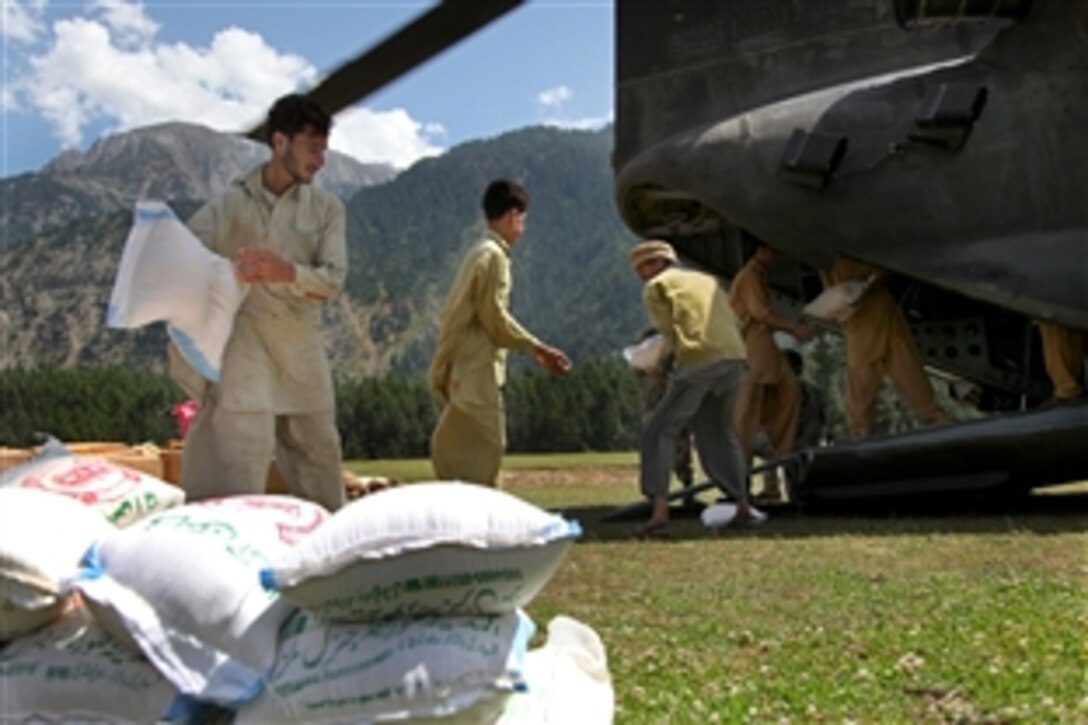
[347,455,1087,723]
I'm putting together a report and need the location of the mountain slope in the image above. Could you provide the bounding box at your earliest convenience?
[0,124,645,378]
[1,122,394,249]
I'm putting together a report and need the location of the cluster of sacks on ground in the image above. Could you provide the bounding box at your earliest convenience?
[0,444,614,723]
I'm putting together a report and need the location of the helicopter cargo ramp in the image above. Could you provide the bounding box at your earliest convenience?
[789,399,1088,505]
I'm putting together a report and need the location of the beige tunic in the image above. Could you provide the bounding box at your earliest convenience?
[729,257,791,384]
[174,165,347,509]
[428,231,540,486]
[642,266,746,369]
[822,258,901,368]
[822,257,947,437]
[1038,321,1087,399]
[185,165,346,413]
[729,256,801,457]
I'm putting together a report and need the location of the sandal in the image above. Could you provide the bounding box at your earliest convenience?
[628,520,671,540]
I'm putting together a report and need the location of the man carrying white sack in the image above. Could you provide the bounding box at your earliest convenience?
[629,240,763,536]
[172,94,346,510]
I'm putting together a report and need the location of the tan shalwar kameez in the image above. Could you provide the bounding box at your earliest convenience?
[822,257,948,439]
[729,257,801,458]
[428,231,541,487]
[1037,321,1087,400]
[174,166,347,511]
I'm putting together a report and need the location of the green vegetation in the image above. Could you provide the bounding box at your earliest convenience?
[0,367,180,446]
[486,465,1087,723]
[0,352,977,454]
[336,356,642,458]
[0,361,644,452]
[348,450,637,482]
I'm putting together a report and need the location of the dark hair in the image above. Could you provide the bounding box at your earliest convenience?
[482,180,529,220]
[266,94,332,147]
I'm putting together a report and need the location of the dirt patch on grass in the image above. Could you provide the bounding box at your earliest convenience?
[504,467,635,487]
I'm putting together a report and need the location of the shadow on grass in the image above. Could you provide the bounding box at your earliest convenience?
[552,490,1088,544]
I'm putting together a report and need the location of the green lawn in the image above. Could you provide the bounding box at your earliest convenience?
[346,450,638,481]
[347,455,1088,723]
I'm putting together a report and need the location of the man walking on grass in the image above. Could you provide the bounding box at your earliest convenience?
[428,180,572,487]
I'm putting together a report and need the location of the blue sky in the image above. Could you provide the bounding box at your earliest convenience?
[1,0,614,177]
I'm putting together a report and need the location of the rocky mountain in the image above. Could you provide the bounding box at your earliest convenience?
[0,123,644,378]
[1,122,394,247]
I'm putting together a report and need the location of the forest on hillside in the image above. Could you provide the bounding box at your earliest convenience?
[0,339,973,459]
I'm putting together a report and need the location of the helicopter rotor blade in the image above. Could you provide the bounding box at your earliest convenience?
[246,0,524,141]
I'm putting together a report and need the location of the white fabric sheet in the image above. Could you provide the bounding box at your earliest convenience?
[106,201,247,382]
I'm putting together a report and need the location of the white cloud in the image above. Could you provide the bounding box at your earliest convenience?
[2,0,47,43]
[533,84,611,132]
[540,112,613,132]
[20,18,314,147]
[11,7,448,170]
[89,0,158,47]
[536,85,572,109]
[331,106,445,169]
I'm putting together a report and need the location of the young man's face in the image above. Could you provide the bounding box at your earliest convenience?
[636,257,668,281]
[274,126,328,184]
[496,208,528,244]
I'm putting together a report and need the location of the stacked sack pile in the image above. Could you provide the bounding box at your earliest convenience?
[1,444,613,723]
[0,443,192,722]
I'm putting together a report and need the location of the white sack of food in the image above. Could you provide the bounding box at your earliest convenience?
[236,609,534,724]
[622,333,666,372]
[105,200,247,382]
[498,616,614,725]
[0,488,115,641]
[260,482,581,622]
[700,502,738,529]
[73,495,330,706]
[1,453,184,528]
[803,277,874,324]
[0,600,181,723]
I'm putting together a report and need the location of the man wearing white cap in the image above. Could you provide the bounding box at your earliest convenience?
[629,240,764,535]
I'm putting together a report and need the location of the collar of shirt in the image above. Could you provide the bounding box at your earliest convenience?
[484,229,512,256]
[237,164,307,209]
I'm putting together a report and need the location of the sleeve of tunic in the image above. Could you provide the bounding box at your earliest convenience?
[642,281,676,357]
[732,267,772,324]
[187,198,225,253]
[475,248,540,351]
[289,195,347,302]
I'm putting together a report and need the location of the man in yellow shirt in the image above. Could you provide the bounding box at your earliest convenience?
[630,240,762,535]
[428,180,572,487]
[175,94,347,510]
[729,242,812,497]
[820,256,950,438]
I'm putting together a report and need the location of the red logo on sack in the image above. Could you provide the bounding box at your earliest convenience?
[22,457,141,504]
[197,495,328,545]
